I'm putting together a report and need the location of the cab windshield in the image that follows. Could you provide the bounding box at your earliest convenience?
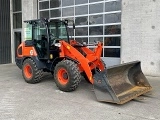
[49,20,69,42]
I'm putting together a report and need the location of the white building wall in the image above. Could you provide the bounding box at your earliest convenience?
[121,0,160,76]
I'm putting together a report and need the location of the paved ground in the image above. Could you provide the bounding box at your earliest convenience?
[0,64,160,120]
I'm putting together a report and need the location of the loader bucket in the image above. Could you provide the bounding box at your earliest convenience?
[93,61,152,104]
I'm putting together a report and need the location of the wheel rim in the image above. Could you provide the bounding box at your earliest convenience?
[57,68,69,85]
[24,64,33,79]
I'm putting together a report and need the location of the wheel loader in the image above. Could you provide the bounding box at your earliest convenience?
[16,18,152,104]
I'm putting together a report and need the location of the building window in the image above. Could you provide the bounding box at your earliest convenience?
[105,13,121,24]
[50,9,61,18]
[76,27,88,36]
[75,5,88,15]
[62,0,74,7]
[75,16,88,26]
[89,26,103,35]
[104,48,120,57]
[13,0,21,12]
[50,0,61,8]
[62,7,74,17]
[104,25,121,35]
[40,11,49,18]
[105,1,121,12]
[89,15,103,25]
[89,37,103,43]
[89,3,103,14]
[13,13,22,29]
[104,37,121,46]
[39,1,49,10]
[13,0,22,29]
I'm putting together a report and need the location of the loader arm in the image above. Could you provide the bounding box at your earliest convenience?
[59,40,103,84]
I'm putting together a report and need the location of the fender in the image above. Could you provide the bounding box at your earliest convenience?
[16,56,47,70]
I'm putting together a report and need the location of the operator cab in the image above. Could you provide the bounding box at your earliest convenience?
[24,19,72,60]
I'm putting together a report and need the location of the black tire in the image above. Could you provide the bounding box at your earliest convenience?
[54,60,81,92]
[22,58,43,84]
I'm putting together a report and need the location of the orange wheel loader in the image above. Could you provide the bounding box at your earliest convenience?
[16,18,152,104]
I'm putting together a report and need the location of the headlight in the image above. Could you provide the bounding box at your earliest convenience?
[54,43,61,47]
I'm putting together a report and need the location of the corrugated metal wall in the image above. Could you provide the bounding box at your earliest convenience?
[0,0,11,64]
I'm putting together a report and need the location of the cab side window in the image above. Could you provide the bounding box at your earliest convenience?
[33,21,47,41]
